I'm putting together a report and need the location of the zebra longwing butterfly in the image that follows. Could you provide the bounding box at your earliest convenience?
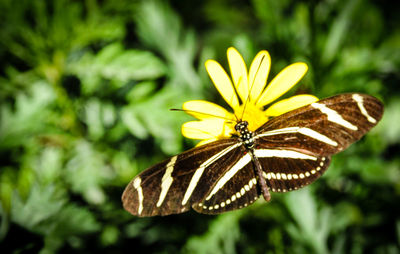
[122,93,383,216]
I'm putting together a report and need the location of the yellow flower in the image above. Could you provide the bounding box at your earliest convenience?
[182,47,318,146]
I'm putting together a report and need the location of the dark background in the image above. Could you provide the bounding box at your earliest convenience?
[0,0,399,253]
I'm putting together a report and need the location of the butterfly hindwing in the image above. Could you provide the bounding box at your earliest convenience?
[257,155,331,192]
[193,160,259,214]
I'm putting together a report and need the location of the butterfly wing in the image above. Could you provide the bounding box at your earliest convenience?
[256,93,383,156]
[193,159,260,214]
[254,93,383,192]
[122,139,257,216]
[256,153,331,192]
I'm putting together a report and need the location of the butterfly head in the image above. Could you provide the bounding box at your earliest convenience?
[235,121,249,133]
[235,121,255,148]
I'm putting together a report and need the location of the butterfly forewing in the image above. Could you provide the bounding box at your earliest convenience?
[252,93,382,192]
[256,93,383,156]
[122,139,244,216]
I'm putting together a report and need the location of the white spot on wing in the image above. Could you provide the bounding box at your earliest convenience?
[254,149,317,161]
[353,94,377,123]
[312,102,358,130]
[262,171,268,179]
[133,177,143,215]
[182,143,241,205]
[206,153,252,200]
[156,156,177,207]
[256,127,338,147]
[298,128,338,146]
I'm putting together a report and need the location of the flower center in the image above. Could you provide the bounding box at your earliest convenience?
[234,103,269,131]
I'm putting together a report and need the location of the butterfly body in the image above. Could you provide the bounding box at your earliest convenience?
[122,93,383,217]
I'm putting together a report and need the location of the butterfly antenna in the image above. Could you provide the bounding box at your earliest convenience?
[170,108,236,124]
[240,55,266,121]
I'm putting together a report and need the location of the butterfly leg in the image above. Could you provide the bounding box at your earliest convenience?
[249,150,271,202]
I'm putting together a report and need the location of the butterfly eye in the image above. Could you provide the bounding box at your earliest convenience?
[235,121,249,132]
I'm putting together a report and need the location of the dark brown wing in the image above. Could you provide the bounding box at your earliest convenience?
[254,93,383,192]
[122,138,253,216]
[193,161,259,214]
[256,93,383,156]
[256,154,331,192]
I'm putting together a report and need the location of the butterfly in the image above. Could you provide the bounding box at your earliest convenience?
[122,93,383,216]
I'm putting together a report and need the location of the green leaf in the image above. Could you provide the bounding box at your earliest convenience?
[39,205,100,253]
[184,212,242,254]
[70,43,166,94]
[0,81,55,150]
[103,48,166,82]
[51,204,100,237]
[100,225,119,246]
[11,184,66,232]
[377,97,400,146]
[321,0,361,65]
[65,140,114,204]
[83,98,118,141]
[134,1,202,91]
[34,147,63,185]
[126,81,157,103]
[284,188,330,253]
[121,86,193,154]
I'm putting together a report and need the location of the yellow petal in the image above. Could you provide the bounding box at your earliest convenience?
[256,62,308,107]
[196,138,218,147]
[249,50,271,102]
[181,119,234,140]
[205,60,239,110]
[227,47,248,103]
[265,94,319,116]
[182,100,235,121]
[182,121,220,140]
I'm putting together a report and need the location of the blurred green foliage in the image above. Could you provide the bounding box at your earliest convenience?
[0,0,399,253]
